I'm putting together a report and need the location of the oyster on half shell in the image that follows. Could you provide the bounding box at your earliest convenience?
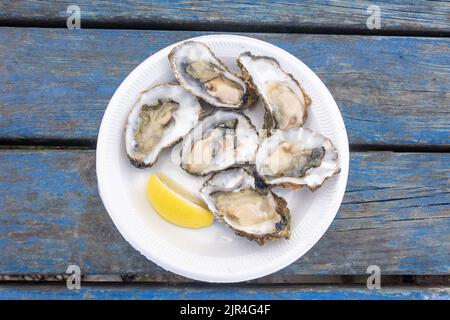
[238,52,311,130]
[125,84,201,168]
[180,110,259,176]
[200,168,291,245]
[169,41,254,109]
[255,128,340,190]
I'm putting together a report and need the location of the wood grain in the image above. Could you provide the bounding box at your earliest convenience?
[0,28,449,146]
[0,1,449,34]
[0,283,448,300]
[0,150,448,279]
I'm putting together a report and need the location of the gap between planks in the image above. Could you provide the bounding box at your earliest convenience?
[0,275,448,285]
[1,141,449,153]
[1,19,450,38]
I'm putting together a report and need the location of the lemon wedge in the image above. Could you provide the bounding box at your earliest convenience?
[146,173,214,228]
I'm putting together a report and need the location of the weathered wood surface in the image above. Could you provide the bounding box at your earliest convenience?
[0,1,449,34]
[1,28,449,146]
[0,150,448,279]
[0,284,448,300]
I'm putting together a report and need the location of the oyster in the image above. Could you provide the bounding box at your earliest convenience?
[125,84,201,168]
[180,110,259,175]
[169,41,253,109]
[237,52,311,130]
[255,128,340,190]
[200,168,291,245]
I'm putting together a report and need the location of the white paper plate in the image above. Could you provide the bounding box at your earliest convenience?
[97,35,349,282]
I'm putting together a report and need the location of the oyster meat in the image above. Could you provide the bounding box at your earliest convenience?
[169,41,252,109]
[200,168,291,245]
[238,52,311,130]
[180,110,259,175]
[255,128,340,190]
[125,84,201,168]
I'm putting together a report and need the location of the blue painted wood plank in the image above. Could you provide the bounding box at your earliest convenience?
[0,150,448,279]
[0,1,449,33]
[0,28,449,146]
[0,284,448,300]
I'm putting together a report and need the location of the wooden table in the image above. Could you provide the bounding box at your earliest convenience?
[0,1,449,300]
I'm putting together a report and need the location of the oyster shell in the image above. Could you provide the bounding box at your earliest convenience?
[180,110,259,175]
[255,128,340,190]
[169,41,253,109]
[125,84,201,168]
[237,52,311,130]
[200,168,291,245]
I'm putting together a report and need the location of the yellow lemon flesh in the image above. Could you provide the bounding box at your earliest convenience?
[146,173,214,228]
